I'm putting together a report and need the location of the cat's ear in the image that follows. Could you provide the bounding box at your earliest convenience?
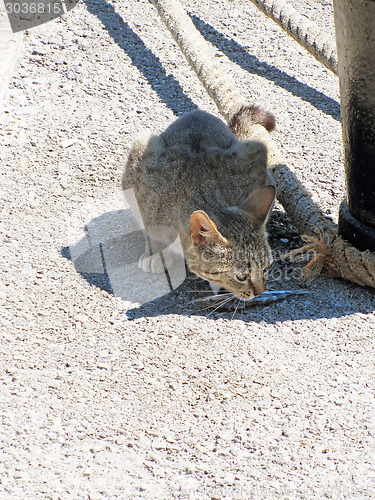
[190,210,226,247]
[239,185,276,229]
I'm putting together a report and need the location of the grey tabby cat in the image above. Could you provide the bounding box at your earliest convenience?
[122,105,276,300]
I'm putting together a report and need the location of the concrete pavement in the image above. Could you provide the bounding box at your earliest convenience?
[0,2,22,110]
[1,0,375,497]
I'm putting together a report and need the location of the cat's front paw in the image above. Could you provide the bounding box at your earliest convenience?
[139,252,165,274]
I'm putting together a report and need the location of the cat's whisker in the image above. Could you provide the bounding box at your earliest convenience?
[200,295,234,313]
[190,292,233,304]
[231,298,242,320]
[205,294,236,316]
[187,293,233,312]
[218,295,237,308]
[269,260,277,272]
[241,298,246,318]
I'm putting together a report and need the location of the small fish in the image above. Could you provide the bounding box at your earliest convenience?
[199,289,309,311]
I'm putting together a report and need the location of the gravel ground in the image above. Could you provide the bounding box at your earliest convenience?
[1,0,375,498]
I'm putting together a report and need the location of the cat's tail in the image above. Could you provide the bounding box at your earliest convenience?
[228,104,276,138]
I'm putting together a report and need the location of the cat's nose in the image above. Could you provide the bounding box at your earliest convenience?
[252,280,265,296]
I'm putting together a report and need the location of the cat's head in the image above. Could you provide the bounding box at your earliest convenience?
[186,185,276,300]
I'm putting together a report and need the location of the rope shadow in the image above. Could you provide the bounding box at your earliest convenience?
[84,0,197,115]
[190,14,341,121]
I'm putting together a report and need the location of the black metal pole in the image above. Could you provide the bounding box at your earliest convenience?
[334,0,375,252]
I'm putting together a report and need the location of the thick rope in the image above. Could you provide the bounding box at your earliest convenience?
[150,0,375,288]
[249,0,338,75]
[149,2,248,121]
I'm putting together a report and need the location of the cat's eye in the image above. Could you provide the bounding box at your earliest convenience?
[236,274,248,282]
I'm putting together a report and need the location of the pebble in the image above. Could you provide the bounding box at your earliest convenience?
[115,436,127,446]
[61,138,78,148]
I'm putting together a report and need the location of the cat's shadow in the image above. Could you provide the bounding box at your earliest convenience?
[61,209,374,323]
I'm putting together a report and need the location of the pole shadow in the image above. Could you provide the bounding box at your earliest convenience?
[84,0,197,115]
